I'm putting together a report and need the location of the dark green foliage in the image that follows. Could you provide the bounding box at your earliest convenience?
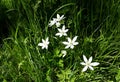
[0,0,120,81]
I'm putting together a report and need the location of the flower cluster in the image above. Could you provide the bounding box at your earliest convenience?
[38,14,79,50]
[38,14,99,72]
[49,14,65,27]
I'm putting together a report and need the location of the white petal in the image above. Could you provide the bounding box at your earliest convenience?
[55,33,60,36]
[57,28,62,32]
[73,42,78,45]
[62,42,69,45]
[62,25,65,30]
[46,37,49,42]
[57,14,60,19]
[83,55,88,63]
[61,50,67,57]
[70,45,74,49]
[67,37,72,42]
[45,38,49,45]
[63,54,66,57]
[64,29,69,32]
[72,36,78,42]
[53,18,57,23]
[63,33,67,36]
[89,66,94,70]
[48,19,56,27]
[90,62,99,66]
[42,46,45,49]
[48,22,53,27]
[65,45,70,49]
[48,23,52,27]
[56,33,61,37]
[45,45,48,49]
[82,66,88,72]
[61,50,67,55]
[42,39,45,43]
[80,62,86,65]
[46,41,49,45]
[88,56,92,63]
[60,15,64,20]
[56,22,61,27]
[38,43,43,46]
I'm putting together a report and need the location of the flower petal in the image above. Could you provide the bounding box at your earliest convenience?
[73,42,79,45]
[70,45,74,49]
[63,33,67,36]
[83,55,88,63]
[57,14,60,19]
[56,22,61,27]
[38,43,43,46]
[82,66,88,72]
[89,66,94,70]
[88,56,92,63]
[56,33,62,37]
[46,37,49,42]
[61,50,67,57]
[62,42,69,45]
[65,45,70,49]
[90,62,99,66]
[45,45,48,49]
[62,25,65,30]
[64,29,69,32]
[72,36,78,42]
[42,39,45,43]
[42,46,45,49]
[80,62,86,65]
[57,28,62,32]
[60,15,64,20]
[67,37,71,43]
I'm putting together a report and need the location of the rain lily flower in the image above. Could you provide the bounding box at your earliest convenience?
[62,36,79,49]
[56,14,65,22]
[38,37,49,49]
[80,55,100,72]
[61,50,67,57]
[55,25,69,37]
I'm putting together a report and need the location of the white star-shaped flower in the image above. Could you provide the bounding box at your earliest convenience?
[38,37,49,49]
[80,55,100,72]
[55,25,69,37]
[56,14,65,22]
[48,18,57,27]
[62,36,79,49]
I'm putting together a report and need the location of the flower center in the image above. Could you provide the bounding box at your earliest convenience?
[86,62,90,66]
[70,42,73,46]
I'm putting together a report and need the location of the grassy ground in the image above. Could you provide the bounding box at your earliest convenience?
[0,0,120,82]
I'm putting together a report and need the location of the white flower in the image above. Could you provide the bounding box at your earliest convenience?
[38,37,49,49]
[62,36,79,49]
[48,14,65,27]
[56,14,65,22]
[61,50,67,57]
[80,55,100,72]
[49,18,57,27]
[55,25,69,37]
